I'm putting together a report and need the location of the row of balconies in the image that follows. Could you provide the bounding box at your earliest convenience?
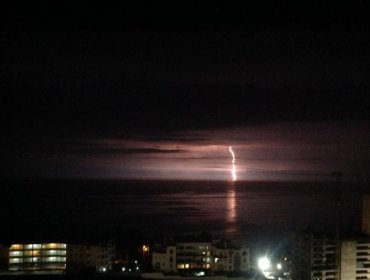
[9,250,67,257]
[177,257,212,263]
[357,261,370,267]
[312,248,336,253]
[10,244,67,250]
[9,256,67,263]
[357,247,370,251]
[176,252,211,257]
[356,269,370,278]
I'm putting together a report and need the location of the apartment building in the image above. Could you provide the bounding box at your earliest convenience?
[8,243,67,272]
[291,234,370,280]
[152,237,250,275]
[311,238,337,280]
[152,245,176,273]
[212,239,250,273]
[176,240,213,272]
[8,242,114,273]
[341,239,370,280]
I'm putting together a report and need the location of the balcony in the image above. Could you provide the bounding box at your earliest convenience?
[10,244,24,250]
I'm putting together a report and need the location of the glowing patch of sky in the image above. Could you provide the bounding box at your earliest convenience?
[48,121,369,181]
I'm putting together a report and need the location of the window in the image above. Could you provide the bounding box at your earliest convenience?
[9,258,22,263]
[10,244,23,250]
[9,251,23,257]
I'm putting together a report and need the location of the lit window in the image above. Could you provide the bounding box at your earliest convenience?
[24,251,33,256]
[10,244,23,250]
[9,258,23,263]
[9,251,23,257]
[48,257,57,262]
[43,243,66,249]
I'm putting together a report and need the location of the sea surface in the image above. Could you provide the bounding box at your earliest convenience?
[0,179,368,245]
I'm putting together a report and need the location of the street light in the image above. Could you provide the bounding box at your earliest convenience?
[258,256,271,272]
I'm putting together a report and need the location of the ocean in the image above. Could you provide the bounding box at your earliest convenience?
[0,179,367,245]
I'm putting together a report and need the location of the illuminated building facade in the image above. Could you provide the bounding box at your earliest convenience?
[8,242,114,273]
[8,243,67,272]
[176,241,213,272]
[152,238,250,275]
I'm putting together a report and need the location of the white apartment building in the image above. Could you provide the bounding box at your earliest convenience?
[152,245,176,273]
[176,241,213,272]
[292,234,370,280]
[341,240,370,280]
[152,238,250,275]
[212,240,250,273]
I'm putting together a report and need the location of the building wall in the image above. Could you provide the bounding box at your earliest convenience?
[340,240,356,280]
[152,246,176,273]
[152,252,167,272]
[165,246,176,272]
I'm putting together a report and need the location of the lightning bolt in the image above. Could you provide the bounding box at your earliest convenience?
[228,146,237,182]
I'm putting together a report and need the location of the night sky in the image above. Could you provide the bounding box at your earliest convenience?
[1,2,370,181]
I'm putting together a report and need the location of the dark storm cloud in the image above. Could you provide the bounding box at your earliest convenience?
[69,147,187,155]
[0,138,186,155]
